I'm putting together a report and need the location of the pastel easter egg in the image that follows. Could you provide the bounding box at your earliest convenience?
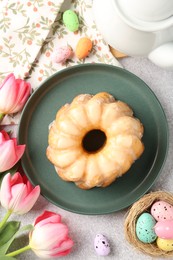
[63,10,79,32]
[94,234,110,256]
[157,237,173,251]
[154,220,173,239]
[136,213,157,243]
[75,37,93,59]
[151,201,173,221]
[52,46,73,64]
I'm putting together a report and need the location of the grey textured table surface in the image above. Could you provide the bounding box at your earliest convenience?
[0,57,173,260]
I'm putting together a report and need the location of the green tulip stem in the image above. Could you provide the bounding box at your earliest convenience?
[6,244,31,257]
[0,210,12,229]
[0,113,4,122]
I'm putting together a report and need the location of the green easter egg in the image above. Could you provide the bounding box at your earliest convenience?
[63,10,79,32]
[136,213,157,243]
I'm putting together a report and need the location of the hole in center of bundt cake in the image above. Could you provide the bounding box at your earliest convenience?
[82,129,107,153]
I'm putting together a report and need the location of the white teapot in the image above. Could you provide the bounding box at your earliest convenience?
[92,0,173,69]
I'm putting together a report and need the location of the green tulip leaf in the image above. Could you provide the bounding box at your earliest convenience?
[18,224,33,233]
[0,256,16,260]
[0,221,20,255]
[0,223,33,256]
[0,221,20,247]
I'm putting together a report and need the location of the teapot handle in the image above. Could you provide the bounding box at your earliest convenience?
[148,42,173,69]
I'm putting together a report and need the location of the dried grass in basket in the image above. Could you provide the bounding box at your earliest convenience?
[124,191,173,257]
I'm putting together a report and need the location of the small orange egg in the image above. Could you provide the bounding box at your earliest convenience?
[75,37,92,59]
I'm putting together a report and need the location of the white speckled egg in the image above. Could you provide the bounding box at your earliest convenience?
[157,237,173,251]
[136,213,157,243]
[52,46,73,64]
[94,234,110,256]
[151,201,173,221]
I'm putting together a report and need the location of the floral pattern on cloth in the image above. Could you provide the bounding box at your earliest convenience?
[0,0,121,125]
[0,0,64,78]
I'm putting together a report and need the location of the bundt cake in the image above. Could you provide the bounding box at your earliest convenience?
[46,92,144,189]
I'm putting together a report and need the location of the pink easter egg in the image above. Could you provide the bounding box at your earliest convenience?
[52,46,73,64]
[151,201,173,221]
[155,220,173,239]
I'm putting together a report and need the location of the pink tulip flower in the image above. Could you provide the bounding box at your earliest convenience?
[0,172,40,214]
[0,73,31,115]
[29,211,74,258]
[0,130,25,172]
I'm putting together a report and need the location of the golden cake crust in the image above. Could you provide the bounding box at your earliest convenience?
[46,92,144,189]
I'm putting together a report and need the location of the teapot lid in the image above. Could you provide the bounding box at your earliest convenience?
[113,0,173,31]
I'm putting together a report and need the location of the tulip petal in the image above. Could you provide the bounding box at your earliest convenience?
[0,173,12,208]
[0,75,18,113]
[0,140,16,158]
[34,211,61,227]
[51,238,74,257]
[9,183,27,211]
[0,73,14,90]
[0,130,10,143]
[0,140,25,172]
[32,238,73,259]
[0,172,24,209]
[14,144,26,162]
[11,172,24,185]
[0,172,40,215]
[29,211,73,259]
[0,74,31,114]
[15,185,40,214]
[30,223,68,250]
[26,179,34,193]
[9,80,31,113]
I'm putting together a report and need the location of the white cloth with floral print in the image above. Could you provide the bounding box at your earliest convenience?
[0,0,121,125]
[0,0,64,78]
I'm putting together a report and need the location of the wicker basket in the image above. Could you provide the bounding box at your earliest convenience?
[124,191,173,257]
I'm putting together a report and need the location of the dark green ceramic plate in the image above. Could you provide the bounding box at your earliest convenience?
[18,64,168,215]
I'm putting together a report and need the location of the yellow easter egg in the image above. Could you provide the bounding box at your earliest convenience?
[157,237,173,252]
[75,37,92,59]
